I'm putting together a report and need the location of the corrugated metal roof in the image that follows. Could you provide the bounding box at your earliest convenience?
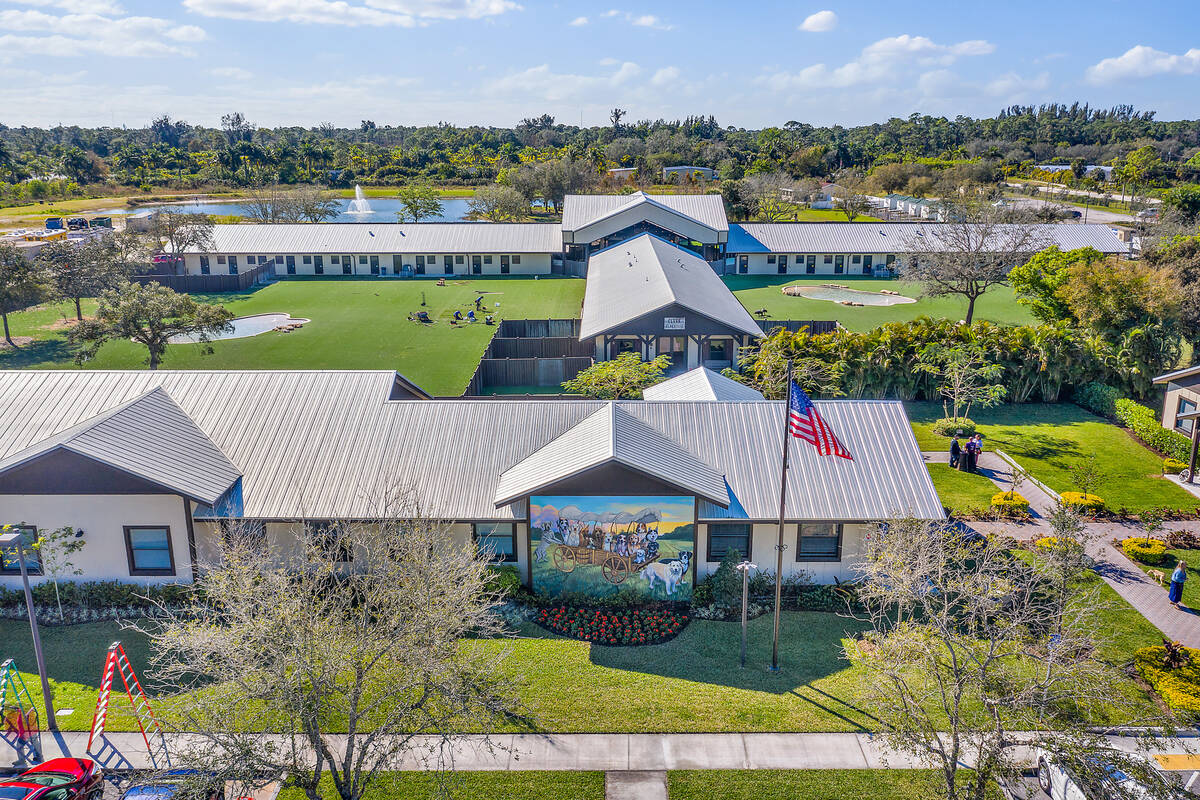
[0,386,240,504]
[185,223,563,255]
[728,222,1129,254]
[643,367,766,402]
[579,234,762,339]
[562,192,728,233]
[494,403,728,508]
[0,371,943,522]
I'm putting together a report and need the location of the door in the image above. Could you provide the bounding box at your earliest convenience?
[806,255,816,274]
[286,255,296,275]
[415,255,426,275]
[313,255,323,275]
[834,255,844,274]
[657,336,686,369]
[738,255,748,274]
[471,255,482,275]
[444,256,454,275]
[500,255,510,275]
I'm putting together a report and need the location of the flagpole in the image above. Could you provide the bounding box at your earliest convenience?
[771,358,793,672]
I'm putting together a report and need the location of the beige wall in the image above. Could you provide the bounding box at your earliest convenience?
[182,252,553,277]
[737,253,894,276]
[694,522,872,583]
[1161,384,1200,433]
[1,494,193,586]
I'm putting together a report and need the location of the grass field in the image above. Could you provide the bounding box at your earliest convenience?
[908,402,1200,513]
[277,772,604,800]
[668,770,994,800]
[726,277,1035,332]
[0,278,585,396]
[926,463,997,514]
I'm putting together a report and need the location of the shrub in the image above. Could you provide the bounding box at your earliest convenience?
[1135,645,1200,714]
[1061,491,1105,513]
[1165,458,1189,475]
[533,606,689,646]
[932,417,976,438]
[1120,536,1169,564]
[486,565,521,598]
[1074,382,1122,417]
[1167,529,1200,549]
[991,491,1030,516]
[710,548,744,609]
[1033,536,1061,550]
[0,580,189,611]
[1114,398,1191,462]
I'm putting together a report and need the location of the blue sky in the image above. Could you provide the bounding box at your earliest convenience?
[2,0,1198,128]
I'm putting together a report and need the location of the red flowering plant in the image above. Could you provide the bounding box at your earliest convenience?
[534,605,689,646]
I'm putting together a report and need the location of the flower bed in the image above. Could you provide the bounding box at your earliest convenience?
[533,606,689,646]
[1061,491,1105,513]
[1120,537,1169,565]
[991,491,1030,517]
[1134,644,1200,714]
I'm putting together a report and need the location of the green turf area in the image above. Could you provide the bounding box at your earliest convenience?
[907,402,1200,513]
[277,771,604,800]
[727,277,1035,332]
[668,769,993,800]
[0,277,585,396]
[1124,546,1200,610]
[787,209,883,222]
[926,463,997,514]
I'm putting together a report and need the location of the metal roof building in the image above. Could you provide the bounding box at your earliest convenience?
[183,222,564,255]
[727,222,1129,255]
[643,367,766,402]
[562,193,728,235]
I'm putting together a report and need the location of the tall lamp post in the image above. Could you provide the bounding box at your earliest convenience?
[0,530,57,729]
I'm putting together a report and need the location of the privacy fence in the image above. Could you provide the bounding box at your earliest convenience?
[131,261,275,293]
[464,319,595,396]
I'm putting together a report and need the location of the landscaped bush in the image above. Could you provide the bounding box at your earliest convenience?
[533,606,689,646]
[1120,537,1169,564]
[991,491,1030,516]
[1114,398,1192,462]
[1134,645,1200,714]
[932,417,976,438]
[1074,381,1122,417]
[0,580,189,611]
[1033,536,1061,550]
[1165,459,1189,475]
[485,564,521,597]
[1061,491,1106,513]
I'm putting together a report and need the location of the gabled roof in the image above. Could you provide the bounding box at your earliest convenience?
[562,192,729,234]
[727,222,1129,255]
[182,223,563,255]
[493,402,729,508]
[0,386,240,504]
[579,234,762,339]
[643,367,765,402]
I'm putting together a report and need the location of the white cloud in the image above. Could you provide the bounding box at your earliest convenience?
[598,8,672,30]
[2,0,124,13]
[799,10,836,32]
[1086,45,1200,84]
[984,70,1050,96]
[181,0,519,27]
[568,15,587,25]
[651,66,680,86]
[210,66,253,80]
[487,60,643,103]
[0,8,207,59]
[760,34,995,90]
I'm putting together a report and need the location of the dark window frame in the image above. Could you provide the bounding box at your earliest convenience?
[795,522,842,562]
[0,524,40,575]
[305,520,353,563]
[123,525,176,576]
[706,523,751,562]
[198,255,210,275]
[512,254,521,265]
[473,522,517,564]
[1178,396,1198,435]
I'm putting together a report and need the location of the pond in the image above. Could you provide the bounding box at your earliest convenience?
[104,196,473,223]
[169,313,309,344]
[789,286,916,306]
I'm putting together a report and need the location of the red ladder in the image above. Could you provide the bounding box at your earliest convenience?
[87,642,169,767]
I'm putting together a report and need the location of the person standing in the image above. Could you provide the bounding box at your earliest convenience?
[965,434,979,473]
[1169,560,1188,607]
[949,436,962,469]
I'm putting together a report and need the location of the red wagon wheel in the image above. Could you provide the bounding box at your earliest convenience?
[553,544,576,573]
[602,554,629,584]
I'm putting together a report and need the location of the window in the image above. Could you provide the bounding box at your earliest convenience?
[823,254,833,265]
[199,256,209,275]
[767,255,776,265]
[303,255,312,265]
[483,255,493,265]
[707,523,750,562]
[796,522,842,562]
[274,255,284,265]
[886,254,896,267]
[455,255,465,265]
[359,255,368,265]
[124,526,175,576]
[217,255,226,265]
[228,255,238,275]
[305,520,353,562]
[512,255,521,265]
[0,525,40,575]
[331,255,341,266]
[708,340,727,361]
[426,255,435,264]
[1178,397,1198,435]
[852,254,861,264]
[474,523,517,563]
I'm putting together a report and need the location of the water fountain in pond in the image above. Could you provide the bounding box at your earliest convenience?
[347,184,372,214]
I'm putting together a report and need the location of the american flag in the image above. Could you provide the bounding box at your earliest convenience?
[788,381,853,460]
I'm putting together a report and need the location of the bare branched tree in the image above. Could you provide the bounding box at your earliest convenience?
[848,515,1181,800]
[242,185,341,224]
[147,209,215,261]
[901,202,1052,324]
[134,491,523,800]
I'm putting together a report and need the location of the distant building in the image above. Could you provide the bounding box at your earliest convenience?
[607,167,637,181]
[662,165,716,182]
[1035,164,1115,181]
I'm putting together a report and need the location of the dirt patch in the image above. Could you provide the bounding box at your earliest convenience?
[42,316,94,331]
[0,336,34,349]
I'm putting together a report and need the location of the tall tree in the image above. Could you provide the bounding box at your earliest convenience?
[466,185,528,222]
[70,281,233,370]
[395,183,444,222]
[1009,246,1104,324]
[901,203,1051,324]
[146,209,215,264]
[0,242,49,348]
[35,238,128,320]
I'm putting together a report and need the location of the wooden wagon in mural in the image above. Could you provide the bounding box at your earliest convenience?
[552,543,661,585]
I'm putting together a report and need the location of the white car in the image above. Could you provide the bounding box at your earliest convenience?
[1036,748,1157,799]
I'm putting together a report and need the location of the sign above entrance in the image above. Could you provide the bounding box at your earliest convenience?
[663,317,686,331]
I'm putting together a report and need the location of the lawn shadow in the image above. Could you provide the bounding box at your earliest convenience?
[0,338,75,368]
[1001,432,1082,462]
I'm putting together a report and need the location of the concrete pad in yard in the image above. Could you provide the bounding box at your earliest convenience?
[606,771,666,800]
[659,734,747,769]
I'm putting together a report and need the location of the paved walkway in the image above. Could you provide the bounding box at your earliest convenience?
[921,450,1058,518]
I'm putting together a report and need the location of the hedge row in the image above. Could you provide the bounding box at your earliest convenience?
[1113,398,1192,463]
[0,580,189,610]
[1135,645,1200,714]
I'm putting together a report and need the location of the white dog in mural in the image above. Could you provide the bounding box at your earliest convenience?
[641,559,685,595]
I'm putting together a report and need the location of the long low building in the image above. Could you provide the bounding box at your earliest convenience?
[175,192,1131,279]
[0,370,942,601]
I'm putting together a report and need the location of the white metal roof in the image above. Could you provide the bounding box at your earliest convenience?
[562,192,728,234]
[0,386,240,504]
[1155,365,1200,384]
[185,223,563,255]
[0,371,942,522]
[643,367,766,402]
[579,234,762,339]
[493,402,729,508]
[728,222,1129,254]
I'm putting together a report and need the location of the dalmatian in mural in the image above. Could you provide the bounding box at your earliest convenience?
[641,549,693,596]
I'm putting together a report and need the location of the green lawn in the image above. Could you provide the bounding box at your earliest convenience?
[668,770,993,800]
[727,277,1035,332]
[926,463,997,514]
[0,278,585,396]
[277,771,603,800]
[908,402,1200,513]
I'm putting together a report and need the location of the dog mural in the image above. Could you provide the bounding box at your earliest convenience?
[641,558,686,596]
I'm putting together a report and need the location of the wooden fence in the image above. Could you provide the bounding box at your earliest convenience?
[464,356,593,396]
[131,261,274,293]
[756,319,839,335]
[496,319,581,338]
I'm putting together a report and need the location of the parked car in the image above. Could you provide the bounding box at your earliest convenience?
[1036,747,1172,799]
[0,758,103,800]
[120,770,224,800]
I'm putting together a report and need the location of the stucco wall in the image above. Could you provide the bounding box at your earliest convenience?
[694,522,871,583]
[735,253,895,276]
[183,252,553,277]
[1,494,193,586]
[1162,382,1200,432]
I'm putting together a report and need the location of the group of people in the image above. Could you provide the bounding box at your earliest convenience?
[949,432,985,473]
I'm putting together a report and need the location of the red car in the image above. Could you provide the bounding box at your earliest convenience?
[0,758,104,800]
